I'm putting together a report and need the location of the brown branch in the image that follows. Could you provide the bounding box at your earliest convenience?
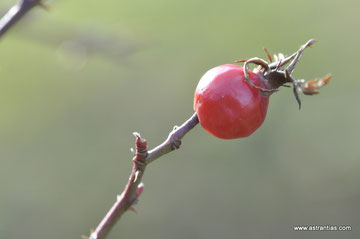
[88,112,199,239]
[0,0,46,38]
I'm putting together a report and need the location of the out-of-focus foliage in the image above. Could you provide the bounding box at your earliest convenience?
[0,0,358,239]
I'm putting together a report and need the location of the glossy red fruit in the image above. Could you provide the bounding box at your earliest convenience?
[193,64,269,139]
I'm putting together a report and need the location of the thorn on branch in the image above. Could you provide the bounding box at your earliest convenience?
[128,182,145,213]
[83,229,95,239]
[128,206,138,214]
[136,182,144,197]
[116,193,124,202]
[133,170,142,183]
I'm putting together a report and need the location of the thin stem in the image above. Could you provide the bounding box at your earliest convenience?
[146,112,199,164]
[89,164,146,239]
[88,113,199,239]
[0,0,42,38]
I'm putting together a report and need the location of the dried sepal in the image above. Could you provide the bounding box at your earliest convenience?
[237,40,331,108]
[300,74,331,95]
[235,59,248,63]
[263,48,273,62]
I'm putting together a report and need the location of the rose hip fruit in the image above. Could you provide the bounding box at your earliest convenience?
[193,40,330,139]
[193,64,269,139]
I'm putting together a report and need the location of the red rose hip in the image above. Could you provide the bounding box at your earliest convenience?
[193,64,269,139]
[193,40,330,139]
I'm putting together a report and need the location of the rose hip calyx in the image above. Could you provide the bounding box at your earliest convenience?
[236,39,329,109]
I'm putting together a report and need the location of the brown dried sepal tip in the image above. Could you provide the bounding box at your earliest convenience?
[300,74,331,95]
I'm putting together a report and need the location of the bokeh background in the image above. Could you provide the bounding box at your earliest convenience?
[0,0,359,238]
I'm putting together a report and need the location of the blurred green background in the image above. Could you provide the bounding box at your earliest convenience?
[0,0,359,238]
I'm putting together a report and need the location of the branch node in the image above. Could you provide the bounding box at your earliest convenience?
[167,127,182,149]
[132,132,148,166]
[133,158,146,166]
[171,139,182,149]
